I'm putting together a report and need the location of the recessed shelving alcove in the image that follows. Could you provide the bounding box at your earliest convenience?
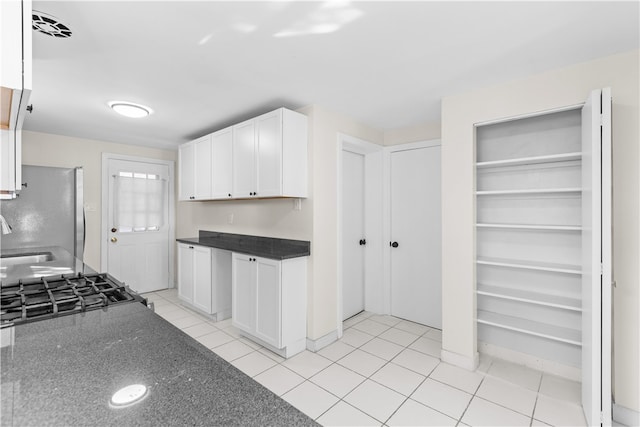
[475,108,584,369]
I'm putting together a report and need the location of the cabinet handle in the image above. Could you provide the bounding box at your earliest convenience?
[189,246,194,249]
[359,239,366,246]
[390,241,399,248]
[228,193,232,197]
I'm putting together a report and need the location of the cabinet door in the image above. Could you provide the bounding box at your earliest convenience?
[232,253,256,334]
[192,246,212,314]
[256,110,282,197]
[211,128,233,199]
[255,257,281,348]
[232,119,256,198]
[177,244,194,303]
[0,130,16,194]
[178,142,195,200]
[194,135,212,200]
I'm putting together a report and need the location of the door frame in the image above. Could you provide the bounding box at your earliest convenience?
[383,139,441,315]
[336,133,383,337]
[100,153,176,288]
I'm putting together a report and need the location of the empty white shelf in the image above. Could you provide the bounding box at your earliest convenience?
[477,310,581,346]
[476,152,582,169]
[476,223,581,231]
[477,283,581,311]
[477,257,581,275]
[476,188,582,196]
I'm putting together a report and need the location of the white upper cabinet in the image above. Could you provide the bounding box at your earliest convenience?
[1,0,32,109]
[211,128,233,199]
[232,119,257,198]
[178,107,308,201]
[194,135,212,199]
[255,110,283,197]
[1,0,32,196]
[178,141,195,201]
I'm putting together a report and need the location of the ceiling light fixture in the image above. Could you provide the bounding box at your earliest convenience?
[108,101,152,118]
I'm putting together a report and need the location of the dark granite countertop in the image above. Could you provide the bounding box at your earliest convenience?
[0,302,316,426]
[1,246,97,286]
[177,231,310,260]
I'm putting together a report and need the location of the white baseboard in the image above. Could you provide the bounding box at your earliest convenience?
[479,341,581,381]
[613,403,639,427]
[306,329,339,352]
[441,348,479,371]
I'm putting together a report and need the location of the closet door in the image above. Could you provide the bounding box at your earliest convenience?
[581,88,612,426]
[390,145,441,328]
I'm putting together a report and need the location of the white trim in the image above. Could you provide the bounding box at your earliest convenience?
[441,348,480,371]
[100,153,176,288]
[474,103,584,127]
[613,403,640,427]
[306,329,339,352]
[382,139,442,316]
[336,133,384,335]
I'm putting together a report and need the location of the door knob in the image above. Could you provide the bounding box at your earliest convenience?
[359,239,366,246]
[390,241,399,248]
[111,237,118,243]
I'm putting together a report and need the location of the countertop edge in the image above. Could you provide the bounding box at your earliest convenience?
[176,236,310,260]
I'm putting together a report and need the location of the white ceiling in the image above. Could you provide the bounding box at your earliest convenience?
[25,1,639,149]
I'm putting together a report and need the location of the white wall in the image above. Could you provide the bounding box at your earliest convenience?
[20,131,176,271]
[383,120,440,146]
[441,50,639,412]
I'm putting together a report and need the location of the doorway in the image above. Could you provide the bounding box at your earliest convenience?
[342,149,365,319]
[338,134,384,331]
[101,154,175,293]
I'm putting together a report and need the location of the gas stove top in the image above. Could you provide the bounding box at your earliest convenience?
[0,273,147,328]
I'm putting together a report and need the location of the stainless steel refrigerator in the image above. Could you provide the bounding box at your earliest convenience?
[0,165,84,259]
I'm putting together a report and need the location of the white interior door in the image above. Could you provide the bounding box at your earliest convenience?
[106,158,170,293]
[342,150,365,320]
[581,88,612,426]
[390,146,442,328]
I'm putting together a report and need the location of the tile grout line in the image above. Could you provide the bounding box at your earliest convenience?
[454,358,493,426]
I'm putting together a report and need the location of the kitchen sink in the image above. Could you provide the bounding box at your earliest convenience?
[0,252,55,267]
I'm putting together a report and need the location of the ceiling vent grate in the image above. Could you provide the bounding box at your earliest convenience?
[32,11,72,38]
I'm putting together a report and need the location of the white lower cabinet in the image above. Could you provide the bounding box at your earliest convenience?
[177,243,231,321]
[231,253,307,358]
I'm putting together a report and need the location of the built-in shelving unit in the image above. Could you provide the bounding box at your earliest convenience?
[475,108,583,368]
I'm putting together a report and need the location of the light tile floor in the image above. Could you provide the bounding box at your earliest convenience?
[145,288,587,427]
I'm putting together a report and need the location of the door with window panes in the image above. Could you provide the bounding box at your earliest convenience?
[107,158,170,293]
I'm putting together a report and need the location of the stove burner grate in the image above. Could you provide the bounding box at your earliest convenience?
[0,273,144,327]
